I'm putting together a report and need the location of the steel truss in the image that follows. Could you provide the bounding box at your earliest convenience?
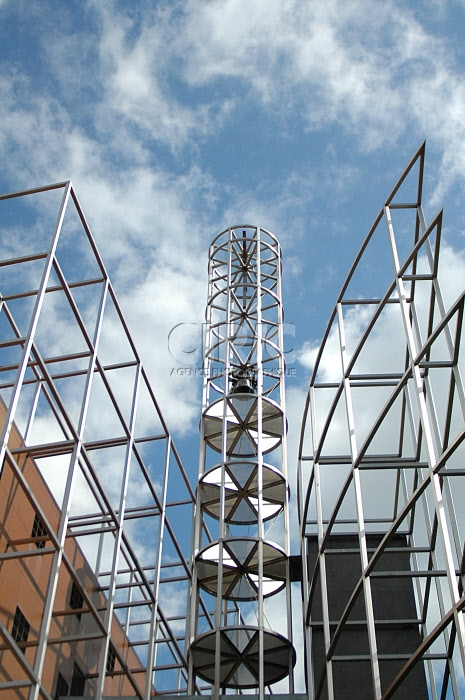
[188,226,295,697]
[298,143,465,699]
[0,183,197,698]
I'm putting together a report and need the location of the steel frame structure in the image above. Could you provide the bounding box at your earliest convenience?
[298,144,465,698]
[188,226,295,697]
[0,182,198,698]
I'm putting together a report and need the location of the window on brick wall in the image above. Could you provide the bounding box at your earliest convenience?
[106,642,116,676]
[69,581,84,621]
[70,662,85,696]
[11,606,30,653]
[54,672,69,700]
[31,513,47,549]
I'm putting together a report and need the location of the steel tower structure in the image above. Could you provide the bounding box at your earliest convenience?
[0,182,196,698]
[188,226,296,695]
[299,144,465,698]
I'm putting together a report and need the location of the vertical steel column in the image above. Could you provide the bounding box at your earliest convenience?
[0,183,71,473]
[385,205,465,671]
[337,302,382,699]
[146,435,171,697]
[188,226,295,694]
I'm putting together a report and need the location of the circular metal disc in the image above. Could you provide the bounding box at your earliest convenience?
[195,536,288,600]
[189,626,296,688]
[199,461,286,523]
[203,394,285,456]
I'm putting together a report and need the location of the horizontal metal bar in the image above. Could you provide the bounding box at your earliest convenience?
[370,570,451,578]
[401,274,434,281]
[0,545,56,559]
[0,251,48,267]
[341,297,403,305]
[331,653,446,661]
[308,619,423,627]
[10,440,76,456]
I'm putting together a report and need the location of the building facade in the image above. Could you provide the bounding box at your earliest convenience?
[0,399,148,697]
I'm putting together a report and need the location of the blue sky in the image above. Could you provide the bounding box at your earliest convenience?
[2,0,465,521]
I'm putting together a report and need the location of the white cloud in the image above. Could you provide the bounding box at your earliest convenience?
[120,265,206,435]
[4,0,465,197]
[3,0,465,268]
[2,0,465,465]
[176,1,403,134]
[64,0,235,151]
[170,0,465,189]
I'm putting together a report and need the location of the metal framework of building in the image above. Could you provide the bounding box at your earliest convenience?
[4,146,465,700]
[0,182,199,698]
[299,144,465,698]
[187,226,295,696]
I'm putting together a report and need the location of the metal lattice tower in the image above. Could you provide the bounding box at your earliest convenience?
[0,182,195,698]
[188,226,296,695]
[299,144,465,698]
